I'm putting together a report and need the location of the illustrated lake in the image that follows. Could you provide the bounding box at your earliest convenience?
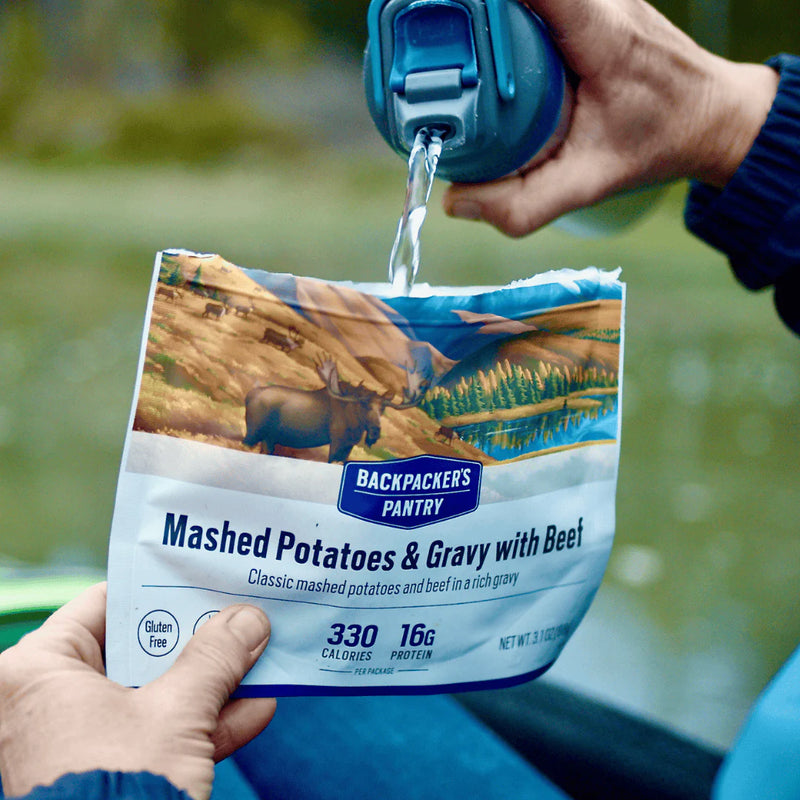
[455,396,619,460]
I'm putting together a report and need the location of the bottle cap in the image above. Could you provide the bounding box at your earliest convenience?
[365,0,570,182]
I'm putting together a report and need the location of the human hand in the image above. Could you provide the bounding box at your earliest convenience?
[0,583,275,800]
[443,0,779,236]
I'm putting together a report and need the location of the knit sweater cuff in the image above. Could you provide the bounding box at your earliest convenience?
[13,771,190,800]
[684,53,800,290]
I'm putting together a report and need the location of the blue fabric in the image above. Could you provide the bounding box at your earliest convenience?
[1,698,569,800]
[211,759,260,800]
[684,53,800,334]
[0,771,187,800]
[713,644,800,799]
[233,694,570,800]
[0,764,255,800]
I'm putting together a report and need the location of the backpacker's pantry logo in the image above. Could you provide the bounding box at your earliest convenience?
[338,455,482,529]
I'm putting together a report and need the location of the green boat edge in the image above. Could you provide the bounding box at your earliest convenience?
[0,566,104,651]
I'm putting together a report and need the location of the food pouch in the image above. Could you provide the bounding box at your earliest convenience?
[106,250,625,696]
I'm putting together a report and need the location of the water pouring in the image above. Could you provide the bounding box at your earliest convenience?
[366,0,664,282]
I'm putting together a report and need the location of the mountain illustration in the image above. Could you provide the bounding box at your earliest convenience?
[380,275,621,361]
[134,251,488,464]
[450,309,539,335]
[242,267,456,382]
[293,276,455,380]
[412,299,622,389]
[141,252,622,465]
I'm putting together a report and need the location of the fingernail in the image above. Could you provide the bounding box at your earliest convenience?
[448,200,483,220]
[227,606,270,653]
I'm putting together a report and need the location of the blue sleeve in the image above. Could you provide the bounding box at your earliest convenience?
[5,771,190,800]
[684,53,800,335]
[713,644,800,799]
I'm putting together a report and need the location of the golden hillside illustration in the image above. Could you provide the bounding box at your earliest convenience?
[135,252,621,464]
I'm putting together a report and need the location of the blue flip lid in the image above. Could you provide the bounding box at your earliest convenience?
[368,0,517,113]
[389,2,478,94]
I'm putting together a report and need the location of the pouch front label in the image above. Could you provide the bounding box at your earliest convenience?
[338,456,482,529]
[105,252,625,696]
[107,457,615,694]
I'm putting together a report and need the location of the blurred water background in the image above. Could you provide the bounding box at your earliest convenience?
[1,0,799,752]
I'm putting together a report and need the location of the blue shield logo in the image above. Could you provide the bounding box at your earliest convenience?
[338,455,482,529]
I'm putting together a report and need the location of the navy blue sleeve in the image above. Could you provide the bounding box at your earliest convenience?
[6,771,190,800]
[684,53,800,335]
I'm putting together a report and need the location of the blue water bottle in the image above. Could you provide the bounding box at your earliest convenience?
[365,0,663,233]
[365,0,572,184]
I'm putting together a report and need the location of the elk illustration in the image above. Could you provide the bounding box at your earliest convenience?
[156,285,182,302]
[260,325,303,353]
[234,304,254,318]
[202,302,226,320]
[435,425,460,445]
[243,357,428,462]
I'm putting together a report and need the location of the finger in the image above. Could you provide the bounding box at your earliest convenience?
[44,581,108,646]
[211,697,277,762]
[24,582,109,669]
[523,0,585,34]
[153,605,270,713]
[444,149,615,236]
[521,0,604,61]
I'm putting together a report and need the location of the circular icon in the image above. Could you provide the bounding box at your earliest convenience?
[137,610,179,657]
[193,610,219,634]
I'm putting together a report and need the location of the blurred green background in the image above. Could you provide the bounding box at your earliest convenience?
[1,0,798,751]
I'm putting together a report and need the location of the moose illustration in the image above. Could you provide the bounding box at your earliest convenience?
[260,325,303,353]
[243,357,427,462]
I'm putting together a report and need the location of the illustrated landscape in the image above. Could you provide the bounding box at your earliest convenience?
[133,251,622,465]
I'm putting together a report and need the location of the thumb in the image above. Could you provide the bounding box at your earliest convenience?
[153,605,270,711]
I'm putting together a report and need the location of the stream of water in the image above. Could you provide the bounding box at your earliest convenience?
[388,128,444,295]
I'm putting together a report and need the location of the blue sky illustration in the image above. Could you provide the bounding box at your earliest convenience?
[243,268,621,363]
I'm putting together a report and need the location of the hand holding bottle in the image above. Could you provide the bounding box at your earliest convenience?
[443,0,779,236]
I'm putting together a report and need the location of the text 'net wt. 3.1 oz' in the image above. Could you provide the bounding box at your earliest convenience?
[106,250,625,695]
